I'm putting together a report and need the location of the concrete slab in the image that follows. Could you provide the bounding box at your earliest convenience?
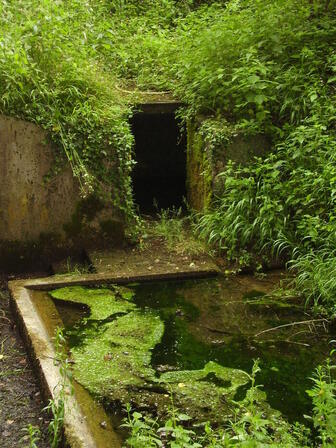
[87,248,219,278]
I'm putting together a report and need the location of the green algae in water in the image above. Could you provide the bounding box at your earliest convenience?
[158,361,251,421]
[243,290,299,309]
[71,311,164,398]
[51,283,253,423]
[51,276,334,426]
[160,360,248,390]
[50,286,136,320]
[130,278,333,423]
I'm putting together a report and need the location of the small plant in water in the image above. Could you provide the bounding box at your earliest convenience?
[122,397,202,448]
[306,342,336,447]
[121,403,162,447]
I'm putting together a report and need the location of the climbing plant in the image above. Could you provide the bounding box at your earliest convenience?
[1,0,336,313]
[0,0,135,220]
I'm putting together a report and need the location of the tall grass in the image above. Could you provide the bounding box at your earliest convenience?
[190,1,336,313]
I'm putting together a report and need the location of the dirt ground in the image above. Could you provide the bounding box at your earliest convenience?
[0,275,50,448]
[87,237,220,277]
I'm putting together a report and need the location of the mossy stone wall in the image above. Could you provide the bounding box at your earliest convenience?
[186,119,271,211]
[186,121,213,211]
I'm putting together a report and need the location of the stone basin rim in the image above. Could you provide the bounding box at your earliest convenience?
[18,268,219,291]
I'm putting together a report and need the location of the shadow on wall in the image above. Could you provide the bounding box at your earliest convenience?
[131,112,187,213]
[0,115,124,273]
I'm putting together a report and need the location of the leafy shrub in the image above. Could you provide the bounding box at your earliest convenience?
[122,357,336,447]
[191,1,336,313]
[0,0,135,218]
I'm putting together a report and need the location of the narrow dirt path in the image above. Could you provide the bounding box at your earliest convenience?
[0,276,49,447]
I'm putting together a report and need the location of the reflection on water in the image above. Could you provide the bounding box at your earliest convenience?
[54,272,334,423]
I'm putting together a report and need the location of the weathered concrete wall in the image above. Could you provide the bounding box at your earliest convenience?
[186,123,213,212]
[0,115,79,241]
[186,120,271,211]
[0,115,123,270]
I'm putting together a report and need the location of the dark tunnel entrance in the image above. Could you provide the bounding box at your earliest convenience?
[131,110,187,213]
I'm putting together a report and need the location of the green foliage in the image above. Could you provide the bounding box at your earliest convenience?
[123,355,336,447]
[44,327,73,448]
[148,207,206,255]
[0,0,238,224]
[0,0,135,219]
[44,396,64,448]
[2,0,336,311]
[306,353,336,447]
[122,404,163,448]
[290,252,336,317]
[20,424,41,448]
[192,1,336,314]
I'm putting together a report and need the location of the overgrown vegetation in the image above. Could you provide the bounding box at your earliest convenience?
[146,207,207,255]
[0,0,215,223]
[123,356,336,447]
[3,1,336,313]
[190,1,336,316]
[0,0,135,220]
[3,2,336,441]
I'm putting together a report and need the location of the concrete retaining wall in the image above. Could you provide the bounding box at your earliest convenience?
[0,115,123,270]
[0,115,79,241]
[187,120,271,211]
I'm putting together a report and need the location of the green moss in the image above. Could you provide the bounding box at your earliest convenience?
[186,121,213,211]
[70,311,164,398]
[158,361,249,421]
[63,196,105,238]
[50,286,136,320]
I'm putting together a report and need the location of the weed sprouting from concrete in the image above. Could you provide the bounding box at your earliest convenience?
[44,327,73,448]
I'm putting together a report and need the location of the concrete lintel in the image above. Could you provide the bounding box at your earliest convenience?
[135,101,181,114]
